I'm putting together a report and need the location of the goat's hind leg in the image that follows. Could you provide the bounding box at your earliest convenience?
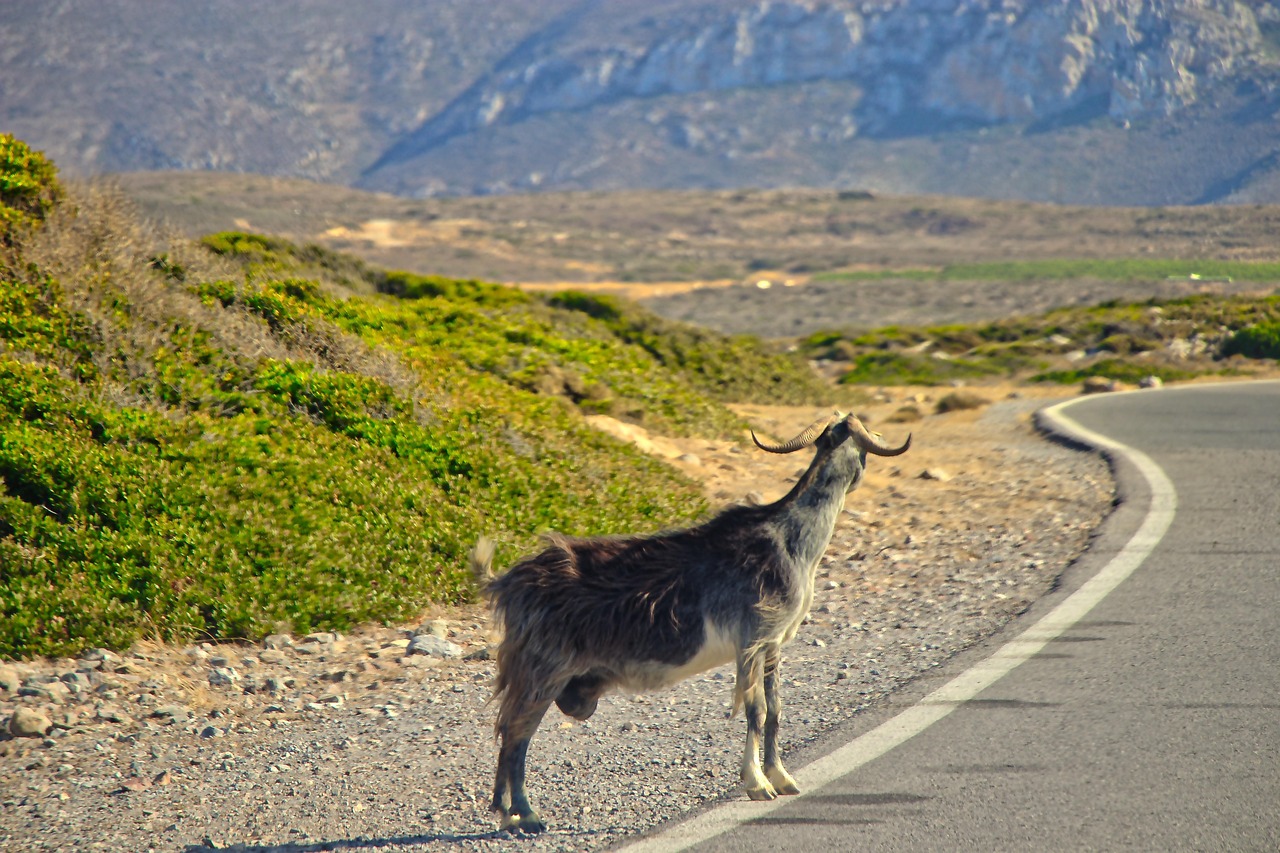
[493,696,553,833]
[762,644,800,796]
[736,650,777,801]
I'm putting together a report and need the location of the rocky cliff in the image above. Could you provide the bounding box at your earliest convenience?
[375,0,1268,169]
[4,0,1279,204]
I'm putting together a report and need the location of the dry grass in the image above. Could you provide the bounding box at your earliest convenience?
[25,182,426,411]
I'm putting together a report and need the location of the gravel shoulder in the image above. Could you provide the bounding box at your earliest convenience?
[0,388,1113,852]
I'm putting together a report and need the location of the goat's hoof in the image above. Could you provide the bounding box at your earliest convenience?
[766,766,801,796]
[501,812,547,834]
[746,783,778,801]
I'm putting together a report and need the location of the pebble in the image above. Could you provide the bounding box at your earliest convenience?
[208,667,240,686]
[8,707,52,738]
[406,635,465,659]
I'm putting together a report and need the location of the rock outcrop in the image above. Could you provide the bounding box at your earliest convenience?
[372,0,1270,172]
[4,0,1278,203]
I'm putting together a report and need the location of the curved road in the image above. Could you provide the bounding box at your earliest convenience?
[628,380,1280,852]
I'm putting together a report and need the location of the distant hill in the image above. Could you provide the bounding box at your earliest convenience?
[6,0,1280,204]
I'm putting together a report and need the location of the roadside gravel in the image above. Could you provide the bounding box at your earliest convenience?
[0,389,1113,852]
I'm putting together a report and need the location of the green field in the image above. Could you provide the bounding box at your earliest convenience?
[813,258,1280,285]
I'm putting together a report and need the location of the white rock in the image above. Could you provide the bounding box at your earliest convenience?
[406,635,465,659]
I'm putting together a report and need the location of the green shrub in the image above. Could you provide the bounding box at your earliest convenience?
[1031,359,1194,385]
[379,269,529,307]
[0,134,63,237]
[1222,321,1280,359]
[885,405,923,423]
[838,351,1001,385]
[547,290,833,408]
[935,390,988,414]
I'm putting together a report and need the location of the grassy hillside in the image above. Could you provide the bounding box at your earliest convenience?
[0,137,828,660]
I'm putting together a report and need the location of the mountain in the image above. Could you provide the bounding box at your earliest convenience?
[5,0,1280,204]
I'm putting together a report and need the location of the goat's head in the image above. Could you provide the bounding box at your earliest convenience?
[751,411,910,489]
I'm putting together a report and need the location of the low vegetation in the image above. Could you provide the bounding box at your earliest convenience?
[0,138,827,660]
[813,258,1280,285]
[801,293,1280,386]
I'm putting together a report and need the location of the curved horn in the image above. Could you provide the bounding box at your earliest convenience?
[751,413,837,454]
[847,417,912,457]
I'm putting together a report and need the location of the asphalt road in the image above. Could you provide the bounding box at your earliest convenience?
[627,380,1280,852]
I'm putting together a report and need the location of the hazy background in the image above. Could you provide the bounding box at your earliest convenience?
[6,0,1280,205]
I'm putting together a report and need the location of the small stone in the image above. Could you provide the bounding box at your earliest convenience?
[199,725,222,739]
[1082,376,1118,394]
[60,671,92,690]
[151,705,192,725]
[463,647,492,662]
[0,665,20,694]
[677,453,701,466]
[96,705,129,724]
[303,632,340,645]
[8,708,53,738]
[119,777,151,793]
[1139,375,1164,389]
[81,648,122,665]
[406,635,464,659]
[208,667,240,687]
[20,680,71,704]
[153,770,173,786]
[417,619,450,639]
[919,468,952,482]
[263,634,293,650]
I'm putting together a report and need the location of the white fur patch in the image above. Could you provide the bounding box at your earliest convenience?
[617,618,738,692]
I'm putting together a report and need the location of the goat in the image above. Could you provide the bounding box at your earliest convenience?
[474,412,910,833]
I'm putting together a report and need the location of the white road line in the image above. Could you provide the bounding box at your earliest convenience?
[622,395,1178,853]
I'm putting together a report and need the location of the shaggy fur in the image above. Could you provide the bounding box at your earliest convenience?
[479,414,909,833]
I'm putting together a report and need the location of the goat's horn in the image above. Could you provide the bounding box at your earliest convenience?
[847,417,912,457]
[751,414,836,454]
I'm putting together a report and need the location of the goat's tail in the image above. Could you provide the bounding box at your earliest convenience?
[470,535,497,594]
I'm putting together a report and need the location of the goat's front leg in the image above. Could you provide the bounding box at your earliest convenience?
[761,644,800,796]
[493,697,552,833]
[736,650,776,801]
